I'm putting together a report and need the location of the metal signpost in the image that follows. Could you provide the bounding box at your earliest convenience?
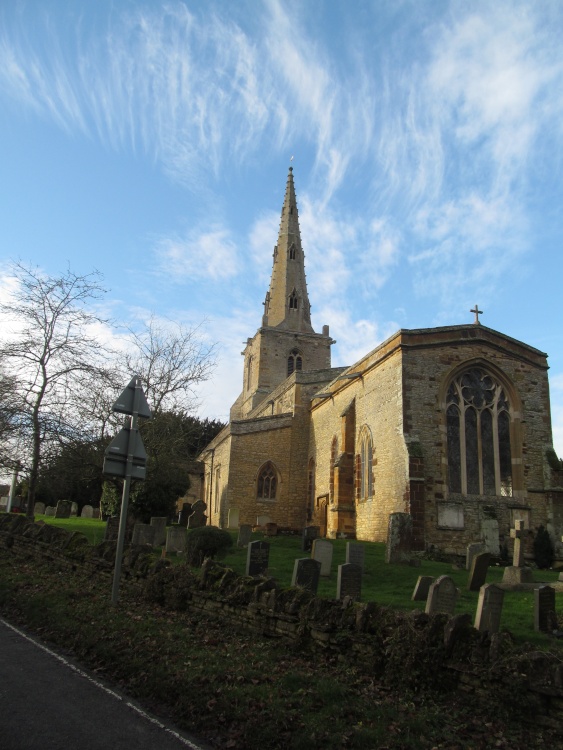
[103,376,152,605]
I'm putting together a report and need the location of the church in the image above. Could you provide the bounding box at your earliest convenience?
[194,168,563,558]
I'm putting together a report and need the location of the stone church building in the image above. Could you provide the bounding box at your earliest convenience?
[194,168,563,557]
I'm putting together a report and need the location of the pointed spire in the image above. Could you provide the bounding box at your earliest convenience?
[263,167,314,333]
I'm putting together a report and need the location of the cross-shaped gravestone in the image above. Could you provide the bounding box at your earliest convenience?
[470,304,483,324]
[510,519,525,567]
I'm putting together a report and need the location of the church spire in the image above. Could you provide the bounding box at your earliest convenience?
[262,167,314,333]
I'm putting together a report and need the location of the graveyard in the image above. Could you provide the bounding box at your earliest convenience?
[1,511,563,748]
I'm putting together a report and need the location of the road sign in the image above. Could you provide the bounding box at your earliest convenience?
[112,376,152,418]
[103,426,148,479]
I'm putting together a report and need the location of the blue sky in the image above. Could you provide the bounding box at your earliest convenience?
[1,0,563,456]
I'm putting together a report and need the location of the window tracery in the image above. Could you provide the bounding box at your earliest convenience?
[257,461,278,501]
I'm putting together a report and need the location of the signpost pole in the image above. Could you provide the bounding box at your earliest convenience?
[111,378,142,606]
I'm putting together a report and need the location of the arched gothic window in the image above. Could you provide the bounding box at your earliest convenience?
[257,461,278,501]
[446,368,512,496]
[246,356,253,392]
[288,289,298,310]
[289,243,296,260]
[329,437,338,504]
[358,429,373,502]
[287,349,303,376]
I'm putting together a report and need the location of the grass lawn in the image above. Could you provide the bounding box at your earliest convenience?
[38,514,107,545]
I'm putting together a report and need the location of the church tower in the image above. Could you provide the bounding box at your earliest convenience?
[234,167,334,418]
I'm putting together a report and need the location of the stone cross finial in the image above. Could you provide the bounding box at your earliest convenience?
[470,304,483,324]
[510,519,525,567]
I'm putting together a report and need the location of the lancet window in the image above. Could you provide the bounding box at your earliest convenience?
[288,289,298,310]
[357,428,374,502]
[287,349,303,376]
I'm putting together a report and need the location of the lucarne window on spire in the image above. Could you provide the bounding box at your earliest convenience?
[288,289,298,310]
[289,243,296,260]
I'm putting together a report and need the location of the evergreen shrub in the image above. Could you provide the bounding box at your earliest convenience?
[186,526,233,567]
[533,525,554,569]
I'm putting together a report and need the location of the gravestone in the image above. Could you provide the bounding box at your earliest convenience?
[425,575,459,616]
[237,524,252,547]
[386,512,412,563]
[467,551,491,591]
[535,585,556,633]
[92,509,101,519]
[481,518,500,556]
[187,500,207,529]
[474,583,504,634]
[166,525,188,554]
[502,519,533,584]
[301,525,320,552]
[34,502,46,515]
[132,523,156,547]
[178,502,193,526]
[104,514,134,543]
[227,508,240,529]
[466,542,486,571]
[81,504,94,518]
[70,502,78,517]
[292,558,321,593]
[264,522,278,537]
[345,542,365,571]
[312,538,333,577]
[45,506,56,517]
[150,517,167,546]
[337,563,362,601]
[412,575,435,602]
[246,540,270,576]
[55,500,72,519]
[256,514,272,527]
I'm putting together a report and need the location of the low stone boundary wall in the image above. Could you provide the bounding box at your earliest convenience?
[1,512,562,732]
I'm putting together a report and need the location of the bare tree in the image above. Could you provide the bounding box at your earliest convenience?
[0,262,108,518]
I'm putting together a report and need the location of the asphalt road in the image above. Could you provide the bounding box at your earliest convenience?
[0,618,208,750]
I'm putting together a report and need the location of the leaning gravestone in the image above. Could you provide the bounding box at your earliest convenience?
[166,525,188,554]
[474,583,504,634]
[132,523,156,547]
[467,551,491,591]
[55,500,72,519]
[45,506,56,517]
[81,504,94,518]
[188,500,207,529]
[412,575,435,602]
[346,542,365,571]
[337,563,362,601]
[386,512,412,563]
[237,524,252,548]
[312,538,333,577]
[150,517,167,546]
[502,519,533,584]
[301,526,320,552]
[228,508,240,529]
[70,502,78,517]
[466,542,486,571]
[292,558,321,593]
[425,575,459,616]
[246,540,270,576]
[34,502,46,515]
[535,585,556,633]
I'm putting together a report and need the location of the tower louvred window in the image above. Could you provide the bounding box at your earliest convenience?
[287,348,303,376]
[288,290,298,309]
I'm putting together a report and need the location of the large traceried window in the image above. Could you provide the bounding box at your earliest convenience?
[446,367,512,496]
[257,461,278,501]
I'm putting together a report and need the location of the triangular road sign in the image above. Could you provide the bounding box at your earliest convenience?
[112,377,152,418]
[105,426,147,462]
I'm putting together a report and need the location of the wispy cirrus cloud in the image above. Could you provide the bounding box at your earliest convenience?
[154,226,240,281]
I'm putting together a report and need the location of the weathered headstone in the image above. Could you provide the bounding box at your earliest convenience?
[386,512,412,563]
[187,500,207,529]
[474,583,504,633]
[345,542,365,571]
[132,523,156,546]
[425,575,459,616]
[466,542,486,571]
[511,519,525,567]
[264,522,278,537]
[81,504,94,518]
[535,585,556,633]
[178,502,193,526]
[70,502,78,517]
[336,563,362,601]
[292,558,321,593]
[502,519,534,584]
[227,508,240,529]
[467,551,491,591]
[166,525,187,554]
[150,517,167,546]
[237,524,252,547]
[301,525,320,552]
[104,514,134,543]
[55,500,72,519]
[246,540,270,576]
[34,502,46,515]
[256,514,272,527]
[312,538,333,577]
[481,518,500,556]
[412,575,435,602]
[92,509,101,519]
[45,506,56,517]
